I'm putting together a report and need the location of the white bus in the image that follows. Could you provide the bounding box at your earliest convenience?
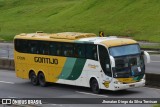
[14,32,150,93]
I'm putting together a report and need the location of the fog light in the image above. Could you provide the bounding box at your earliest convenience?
[114,81,118,84]
[114,81,123,84]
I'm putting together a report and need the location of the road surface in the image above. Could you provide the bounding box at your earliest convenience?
[146,55,160,74]
[0,69,160,107]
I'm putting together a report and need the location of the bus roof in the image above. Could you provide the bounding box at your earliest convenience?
[14,32,137,47]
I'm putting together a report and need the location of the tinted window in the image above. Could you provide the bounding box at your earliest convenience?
[49,42,62,56]
[98,45,111,76]
[28,41,39,54]
[86,45,98,60]
[62,43,74,57]
[14,39,98,60]
[15,39,28,53]
[74,44,85,58]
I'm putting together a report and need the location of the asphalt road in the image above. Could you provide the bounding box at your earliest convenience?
[146,55,160,74]
[0,70,160,107]
[0,43,160,74]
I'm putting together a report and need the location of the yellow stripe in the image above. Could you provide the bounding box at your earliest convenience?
[101,38,137,47]
[116,78,137,83]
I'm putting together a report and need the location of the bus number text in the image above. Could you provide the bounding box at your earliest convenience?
[34,57,58,65]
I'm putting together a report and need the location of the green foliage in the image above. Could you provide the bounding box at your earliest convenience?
[0,0,160,42]
[140,45,160,49]
[153,104,160,107]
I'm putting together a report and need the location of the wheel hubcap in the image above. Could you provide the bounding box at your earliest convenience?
[31,75,37,84]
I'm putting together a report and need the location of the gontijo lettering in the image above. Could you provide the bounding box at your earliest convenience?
[34,57,58,64]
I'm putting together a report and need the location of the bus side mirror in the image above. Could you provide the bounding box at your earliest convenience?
[110,56,115,67]
[142,51,150,63]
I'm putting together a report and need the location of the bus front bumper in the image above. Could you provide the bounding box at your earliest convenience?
[112,79,145,91]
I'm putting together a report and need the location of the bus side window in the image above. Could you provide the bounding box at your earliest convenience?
[15,39,28,53]
[62,43,74,57]
[28,41,38,54]
[86,45,98,60]
[75,44,85,58]
[49,42,57,56]
[56,43,62,56]
[37,41,44,54]
[42,42,49,55]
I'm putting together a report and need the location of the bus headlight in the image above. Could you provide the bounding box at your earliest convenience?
[114,81,118,84]
[114,81,123,84]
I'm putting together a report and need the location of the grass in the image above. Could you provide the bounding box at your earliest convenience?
[0,0,160,42]
[140,45,160,50]
[153,104,160,107]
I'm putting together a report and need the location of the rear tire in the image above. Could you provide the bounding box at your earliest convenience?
[90,79,100,94]
[29,72,38,86]
[38,72,47,87]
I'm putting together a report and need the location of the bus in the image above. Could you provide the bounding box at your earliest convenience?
[14,32,150,93]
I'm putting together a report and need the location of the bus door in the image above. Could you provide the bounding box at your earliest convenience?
[98,45,112,81]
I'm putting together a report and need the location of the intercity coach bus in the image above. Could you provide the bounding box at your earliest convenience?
[14,32,150,93]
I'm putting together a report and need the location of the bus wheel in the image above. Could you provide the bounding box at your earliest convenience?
[38,72,47,87]
[29,72,38,86]
[90,79,100,94]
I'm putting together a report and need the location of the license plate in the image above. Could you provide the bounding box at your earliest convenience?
[129,84,135,87]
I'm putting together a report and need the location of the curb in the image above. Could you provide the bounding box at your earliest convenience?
[141,48,160,51]
[146,51,160,55]
[146,73,160,88]
[0,58,15,70]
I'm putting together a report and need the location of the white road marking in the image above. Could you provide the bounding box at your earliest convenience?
[143,87,160,91]
[8,96,17,98]
[0,81,15,84]
[51,104,57,106]
[76,91,108,98]
[43,102,63,106]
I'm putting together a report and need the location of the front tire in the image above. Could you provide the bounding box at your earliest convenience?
[29,72,39,86]
[90,79,100,94]
[38,72,47,87]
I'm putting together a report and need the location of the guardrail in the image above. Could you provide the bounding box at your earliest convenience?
[0,58,14,70]
[141,48,160,54]
[146,73,160,88]
[0,43,13,59]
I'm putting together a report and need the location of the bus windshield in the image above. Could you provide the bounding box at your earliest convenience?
[109,44,140,57]
[109,44,144,78]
